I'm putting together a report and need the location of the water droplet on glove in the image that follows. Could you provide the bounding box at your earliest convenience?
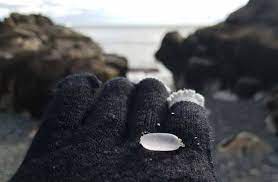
[140,133,185,151]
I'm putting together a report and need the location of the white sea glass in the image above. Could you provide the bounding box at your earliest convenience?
[140,133,185,151]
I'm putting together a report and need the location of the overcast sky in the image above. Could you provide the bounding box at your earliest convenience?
[0,0,249,26]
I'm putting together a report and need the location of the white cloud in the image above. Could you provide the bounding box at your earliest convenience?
[0,7,10,17]
[96,0,249,24]
[0,0,249,25]
[0,0,42,6]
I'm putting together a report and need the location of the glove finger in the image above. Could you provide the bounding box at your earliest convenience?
[83,77,134,145]
[164,98,212,155]
[128,78,169,141]
[24,73,101,160]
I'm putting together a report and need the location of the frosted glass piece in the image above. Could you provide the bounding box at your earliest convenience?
[140,133,185,151]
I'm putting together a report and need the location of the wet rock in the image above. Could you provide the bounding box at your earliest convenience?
[0,13,128,117]
[155,31,184,73]
[155,31,185,89]
[226,0,278,25]
[218,131,272,161]
[103,54,128,77]
[186,57,217,91]
[156,0,278,96]
[216,131,275,181]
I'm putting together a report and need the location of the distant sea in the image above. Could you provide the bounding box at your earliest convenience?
[74,26,200,88]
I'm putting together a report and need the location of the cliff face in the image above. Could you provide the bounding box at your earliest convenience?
[156,0,278,98]
[0,13,128,117]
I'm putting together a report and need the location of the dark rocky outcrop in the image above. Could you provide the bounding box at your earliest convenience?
[216,131,276,182]
[0,13,128,117]
[227,0,278,25]
[218,132,272,158]
[156,0,278,98]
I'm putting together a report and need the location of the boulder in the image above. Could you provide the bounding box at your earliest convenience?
[156,0,278,97]
[0,13,128,117]
[216,131,275,182]
[227,0,278,25]
[155,31,184,74]
[103,54,128,77]
[218,132,272,158]
[155,31,185,89]
[186,56,217,91]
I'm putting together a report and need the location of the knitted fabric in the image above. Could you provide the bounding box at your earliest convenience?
[10,73,216,182]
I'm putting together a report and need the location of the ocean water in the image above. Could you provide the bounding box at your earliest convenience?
[74,26,199,88]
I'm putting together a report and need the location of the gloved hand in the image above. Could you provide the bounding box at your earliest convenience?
[10,73,216,182]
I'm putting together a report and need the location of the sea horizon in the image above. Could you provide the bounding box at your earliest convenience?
[72,24,205,29]
[74,25,200,88]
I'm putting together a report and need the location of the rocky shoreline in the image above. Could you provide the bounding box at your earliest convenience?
[156,0,278,142]
[0,13,128,117]
[155,0,278,181]
[2,0,278,181]
[156,0,278,96]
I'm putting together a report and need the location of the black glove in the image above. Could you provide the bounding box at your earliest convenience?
[10,73,216,182]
